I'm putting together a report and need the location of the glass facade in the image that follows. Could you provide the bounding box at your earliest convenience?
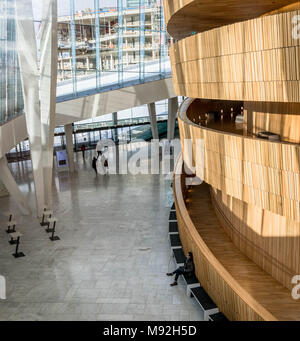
[0,0,24,126]
[5,95,184,166]
[6,97,183,162]
[56,0,171,100]
[0,0,172,125]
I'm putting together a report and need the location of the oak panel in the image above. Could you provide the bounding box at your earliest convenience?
[178,98,300,221]
[163,0,298,40]
[169,10,300,102]
[211,187,300,290]
[173,157,300,320]
[244,101,300,143]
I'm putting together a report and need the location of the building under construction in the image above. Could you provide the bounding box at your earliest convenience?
[57,3,169,82]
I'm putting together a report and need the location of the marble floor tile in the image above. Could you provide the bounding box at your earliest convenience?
[0,149,203,321]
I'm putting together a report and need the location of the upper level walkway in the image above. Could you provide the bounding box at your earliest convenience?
[178,98,300,221]
[55,58,174,127]
[0,59,174,159]
[57,58,171,102]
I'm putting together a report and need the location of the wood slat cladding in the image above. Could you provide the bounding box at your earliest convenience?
[173,158,300,321]
[244,102,300,143]
[173,159,271,321]
[178,98,300,221]
[162,0,193,33]
[262,2,300,16]
[166,0,300,321]
[163,0,298,40]
[183,98,244,123]
[210,186,300,290]
[169,10,300,103]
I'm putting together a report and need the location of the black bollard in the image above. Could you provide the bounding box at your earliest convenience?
[12,237,25,258]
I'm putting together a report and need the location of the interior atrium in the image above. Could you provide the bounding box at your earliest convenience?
[0,0,300,324]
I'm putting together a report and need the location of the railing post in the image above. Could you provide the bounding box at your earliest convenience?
[139,0,145,83]
[94,0,101,89]
[117,0,123,86]
[70,0,77,95]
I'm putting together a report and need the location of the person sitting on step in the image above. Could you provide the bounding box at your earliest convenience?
[167,251,194,286]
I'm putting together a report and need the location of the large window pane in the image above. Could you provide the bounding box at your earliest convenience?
[144,0,161,79]
[56,0,170,100]
[0,0,24,126]
[57,0,72,96]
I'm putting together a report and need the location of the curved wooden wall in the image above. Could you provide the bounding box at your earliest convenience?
[162,0,193,29]
[164,0,300,318]
[169,9,300,102]
[174,155,300,320]
[183,98,244,123]
[262,2,300,16]
[178,98,300,290]
[244,102,300,143]
[163,0,298,40]
[210,187,300,290]
[179,98,300,222]
[173,156,273,321]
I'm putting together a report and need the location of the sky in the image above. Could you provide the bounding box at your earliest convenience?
[58,0,118,15]
[32,0,160,19]
[32,0,118,19]
[31,1,129,19]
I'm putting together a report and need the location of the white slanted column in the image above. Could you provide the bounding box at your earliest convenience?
[167,97,178,141]
[0,158,31,215]
[40,0,58,208]
[64,124,75,172]
[147,102,158,140]
[0,180,9,197]
[15,0,45,217]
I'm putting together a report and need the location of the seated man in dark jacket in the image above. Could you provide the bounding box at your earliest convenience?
[167,252,195,286]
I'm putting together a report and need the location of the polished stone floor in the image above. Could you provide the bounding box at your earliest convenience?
[0,143,203,321]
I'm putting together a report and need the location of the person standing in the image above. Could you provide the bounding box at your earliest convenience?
[92,157,98,175]
[81,144,86,160]
[97,151,106,175]
[103,155,109,175]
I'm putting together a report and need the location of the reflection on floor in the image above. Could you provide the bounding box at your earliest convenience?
[0,143,203,321]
